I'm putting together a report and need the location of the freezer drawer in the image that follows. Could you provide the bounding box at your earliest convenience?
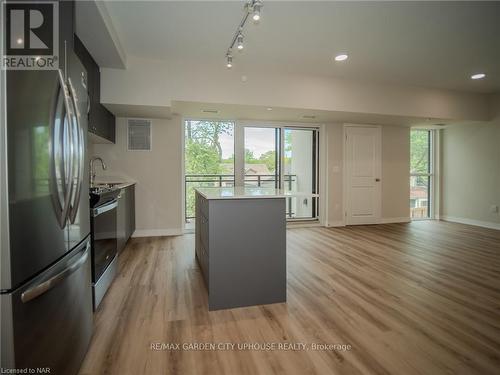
[0,237,93,375]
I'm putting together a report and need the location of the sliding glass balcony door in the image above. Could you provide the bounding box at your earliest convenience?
[241,125,319,220]
[244,127,280,188]
[184,120,319,222]
[283,128,318,219]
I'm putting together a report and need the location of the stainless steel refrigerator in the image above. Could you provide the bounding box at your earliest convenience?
[0,47,93,374]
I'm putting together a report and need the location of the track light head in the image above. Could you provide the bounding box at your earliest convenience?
[252,1,262,22]
[237,33,244,50]
[226,53,233,69]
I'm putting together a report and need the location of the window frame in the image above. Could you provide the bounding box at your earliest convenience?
[182,119,322,225]
[410,129,436,220]
[237,122,320,221]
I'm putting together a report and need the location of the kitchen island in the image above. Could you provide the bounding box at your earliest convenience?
[195,187,287,310]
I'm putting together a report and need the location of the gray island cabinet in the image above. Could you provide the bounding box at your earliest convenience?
[195,187,287,310]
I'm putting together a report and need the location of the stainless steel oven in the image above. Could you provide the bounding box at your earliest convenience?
[90,198,118,309]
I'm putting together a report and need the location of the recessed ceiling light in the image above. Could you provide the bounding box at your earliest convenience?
[470,73,486,80]
[266,107,273,111]
[334,54,348,62]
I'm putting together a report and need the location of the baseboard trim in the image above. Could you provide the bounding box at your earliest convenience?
[440,216,500,230]
[131,229,183,238]
[287,221,322,229]
[325,221,346,227]
[381,217,411,224]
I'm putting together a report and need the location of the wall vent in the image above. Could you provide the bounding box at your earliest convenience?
[128,119,151,151]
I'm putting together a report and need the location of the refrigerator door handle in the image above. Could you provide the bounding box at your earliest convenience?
[49,70,76,228]
[60,70,76,225]
[67,78,84,223]
[20,242,90,303]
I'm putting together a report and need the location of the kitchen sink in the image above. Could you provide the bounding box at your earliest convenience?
[93,182,123,188]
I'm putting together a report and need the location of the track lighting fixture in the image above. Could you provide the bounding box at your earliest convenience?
[237,33,244,50]
[224,0,263,68]
[252,1,262,22]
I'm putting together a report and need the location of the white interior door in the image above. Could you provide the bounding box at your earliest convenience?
[344,125,382,225]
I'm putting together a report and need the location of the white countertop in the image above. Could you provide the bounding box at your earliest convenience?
[195,187,319,200]
[92,178,136,190]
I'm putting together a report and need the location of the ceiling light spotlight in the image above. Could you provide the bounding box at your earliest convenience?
[225,1,263,72]
[16,38,23,45]
[334,54,348,62]
[237,33,244,50]
[470,73,486,80]
[252,1,262,22]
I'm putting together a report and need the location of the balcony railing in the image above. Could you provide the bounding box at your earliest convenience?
[185,174,296,219]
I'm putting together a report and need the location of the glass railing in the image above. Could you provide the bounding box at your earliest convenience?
[185,174,297,219]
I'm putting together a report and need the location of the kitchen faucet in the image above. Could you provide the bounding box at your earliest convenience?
[90,156,106,186]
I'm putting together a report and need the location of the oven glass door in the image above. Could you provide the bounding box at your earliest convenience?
[91,200,118,282]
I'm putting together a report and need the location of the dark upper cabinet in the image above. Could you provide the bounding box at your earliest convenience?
[74,35,116,143]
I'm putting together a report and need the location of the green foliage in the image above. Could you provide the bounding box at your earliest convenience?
[410,130,430,174]
[258,150,276,173]
[243,149,277,173]
[185,141,222,175]
[244,148,258,163]
[185,121,234,218]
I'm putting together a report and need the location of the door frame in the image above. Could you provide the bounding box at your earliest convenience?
[343,124,382,225]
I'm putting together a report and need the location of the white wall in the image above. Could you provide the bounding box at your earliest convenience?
[440,97,500,229]
[101,56,490,122]
[326,124,410,226]
[90,117,184,236]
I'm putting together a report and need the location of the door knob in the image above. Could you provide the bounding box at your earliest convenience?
[375,178,381,182]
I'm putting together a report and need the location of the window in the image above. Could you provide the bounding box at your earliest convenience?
[410,130,434,219]
[184,121,319,222]
[184,120,235,220]
[244,127,279,188]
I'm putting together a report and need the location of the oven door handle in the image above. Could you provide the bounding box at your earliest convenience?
[92,199,118,217]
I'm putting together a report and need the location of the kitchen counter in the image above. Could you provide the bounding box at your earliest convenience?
[92,179,136,190]
[195,186,318,200]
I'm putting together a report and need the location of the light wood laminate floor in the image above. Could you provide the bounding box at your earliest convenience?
[79,221,500,375]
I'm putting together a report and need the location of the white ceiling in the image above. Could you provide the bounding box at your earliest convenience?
[104,1,500,94]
